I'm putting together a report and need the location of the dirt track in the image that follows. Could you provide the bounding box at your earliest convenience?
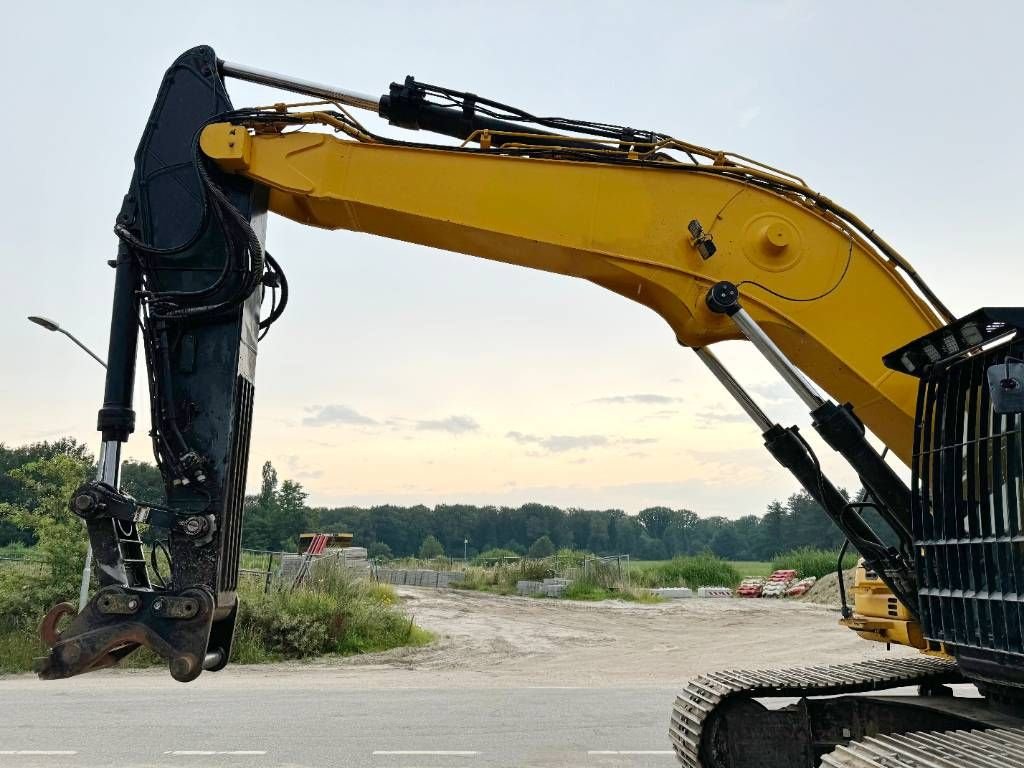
[292,586,914,689]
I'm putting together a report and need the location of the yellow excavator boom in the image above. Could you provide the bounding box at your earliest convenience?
[201,123,942,463]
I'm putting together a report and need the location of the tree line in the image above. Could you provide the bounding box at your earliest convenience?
[0,438,881,563]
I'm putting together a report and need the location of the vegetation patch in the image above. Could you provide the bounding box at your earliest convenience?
[0,453,431,675]
[234,563,432,662]
[561,577,662,603]
[771,547,857,580]
[632,554,742,589]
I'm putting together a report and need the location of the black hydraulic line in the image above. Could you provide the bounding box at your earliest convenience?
[762,423,918,617]
[837,538,852,619]
[379,77,625,150]
[810,401,915,553]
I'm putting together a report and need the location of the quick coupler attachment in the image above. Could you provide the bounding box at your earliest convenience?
[37,585,217,682]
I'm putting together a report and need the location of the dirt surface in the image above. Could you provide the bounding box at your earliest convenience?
[1,587,912,691]
[800,568,857,608]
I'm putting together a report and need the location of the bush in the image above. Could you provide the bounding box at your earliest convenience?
[235,561,432,661]
[473,548,520,565]
[634,554,741,589]
[552,548,590,569]
[771,547,857,580]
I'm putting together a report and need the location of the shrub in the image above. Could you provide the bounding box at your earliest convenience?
[552,548,590,569]
[473,548,520,565]
[771,547,857,580]
[235,561,432,661]
[518,559,553,581]
[562,574,662,604]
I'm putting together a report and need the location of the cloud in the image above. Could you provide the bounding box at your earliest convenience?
[507,431,609,452]
[414,415,480,434]
[303,406,479,435]
[303,404,377,427]
[695,408,752,427]
[749,382,795,404]
[588,393,683,405]
[283,454,325,480]
[506,431,658,454]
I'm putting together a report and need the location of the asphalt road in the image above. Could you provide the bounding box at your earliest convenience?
[0,678,680,768]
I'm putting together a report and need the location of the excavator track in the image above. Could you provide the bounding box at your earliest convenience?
[821,726,1024,766]
[670,656,962,768]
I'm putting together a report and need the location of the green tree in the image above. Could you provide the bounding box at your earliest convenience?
[637,506,674,539]
[0,454,91,622]
[120,459,165,504]
[241,462,311,551]
[0,438,92,546]
[419,534,444,559]
[368,542,393,560]
[527,535,555,559]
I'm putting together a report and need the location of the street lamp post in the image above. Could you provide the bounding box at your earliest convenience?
[464,537,468,563]
[27,315,107,611]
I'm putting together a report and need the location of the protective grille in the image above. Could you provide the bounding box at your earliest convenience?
[913,342,1024,657]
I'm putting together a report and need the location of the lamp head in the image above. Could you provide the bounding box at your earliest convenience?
[27,316,61,332]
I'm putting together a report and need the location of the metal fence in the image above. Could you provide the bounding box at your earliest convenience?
[560,554,631,588]
[236,549,286,593]
[0,554,46,576]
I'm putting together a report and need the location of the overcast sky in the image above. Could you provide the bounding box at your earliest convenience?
[2,2,1022,517]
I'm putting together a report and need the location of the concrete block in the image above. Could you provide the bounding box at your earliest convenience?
[517,580,543,595]
[651,587,694,599]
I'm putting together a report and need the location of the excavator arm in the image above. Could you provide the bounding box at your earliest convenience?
[38,46,947,681]
[200,121,941,461]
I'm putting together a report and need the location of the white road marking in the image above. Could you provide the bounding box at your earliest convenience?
[372,751,479,756]
[164,751,267,756]
[0,751,78,756]
[588,750,674,755]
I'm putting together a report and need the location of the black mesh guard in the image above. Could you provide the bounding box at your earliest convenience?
[912,327,1024,675]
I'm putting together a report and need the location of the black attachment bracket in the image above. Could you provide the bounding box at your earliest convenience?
[705,281,740,315]
[70,481,216,546]
[36,586,218,683]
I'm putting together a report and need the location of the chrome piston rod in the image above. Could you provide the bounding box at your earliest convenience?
[730,307,826,411]
[219,60,380,112]
[693,348,772,433]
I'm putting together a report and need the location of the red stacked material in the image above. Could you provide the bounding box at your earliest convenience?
[786,576,817,596]
[736,577,765,598]
[762,569,799,598]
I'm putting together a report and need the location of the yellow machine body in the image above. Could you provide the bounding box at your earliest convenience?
[840,565,929,650]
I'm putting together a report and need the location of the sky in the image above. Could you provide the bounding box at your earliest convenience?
[2,1,1022,518]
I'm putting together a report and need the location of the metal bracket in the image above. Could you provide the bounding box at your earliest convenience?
[37,586,218,683]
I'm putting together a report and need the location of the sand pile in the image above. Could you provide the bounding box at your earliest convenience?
[799,568,856,608]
